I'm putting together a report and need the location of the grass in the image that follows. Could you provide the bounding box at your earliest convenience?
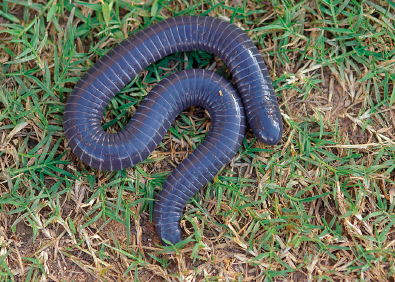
[0,0,394,281]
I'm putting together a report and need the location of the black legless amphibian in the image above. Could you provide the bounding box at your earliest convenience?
[63,16,282,245]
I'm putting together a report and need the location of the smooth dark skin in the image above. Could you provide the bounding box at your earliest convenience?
[63,16,282,245]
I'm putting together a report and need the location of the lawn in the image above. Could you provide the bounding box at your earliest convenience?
[0,0,395,281]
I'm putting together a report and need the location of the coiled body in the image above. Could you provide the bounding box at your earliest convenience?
[63,16,282,245]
